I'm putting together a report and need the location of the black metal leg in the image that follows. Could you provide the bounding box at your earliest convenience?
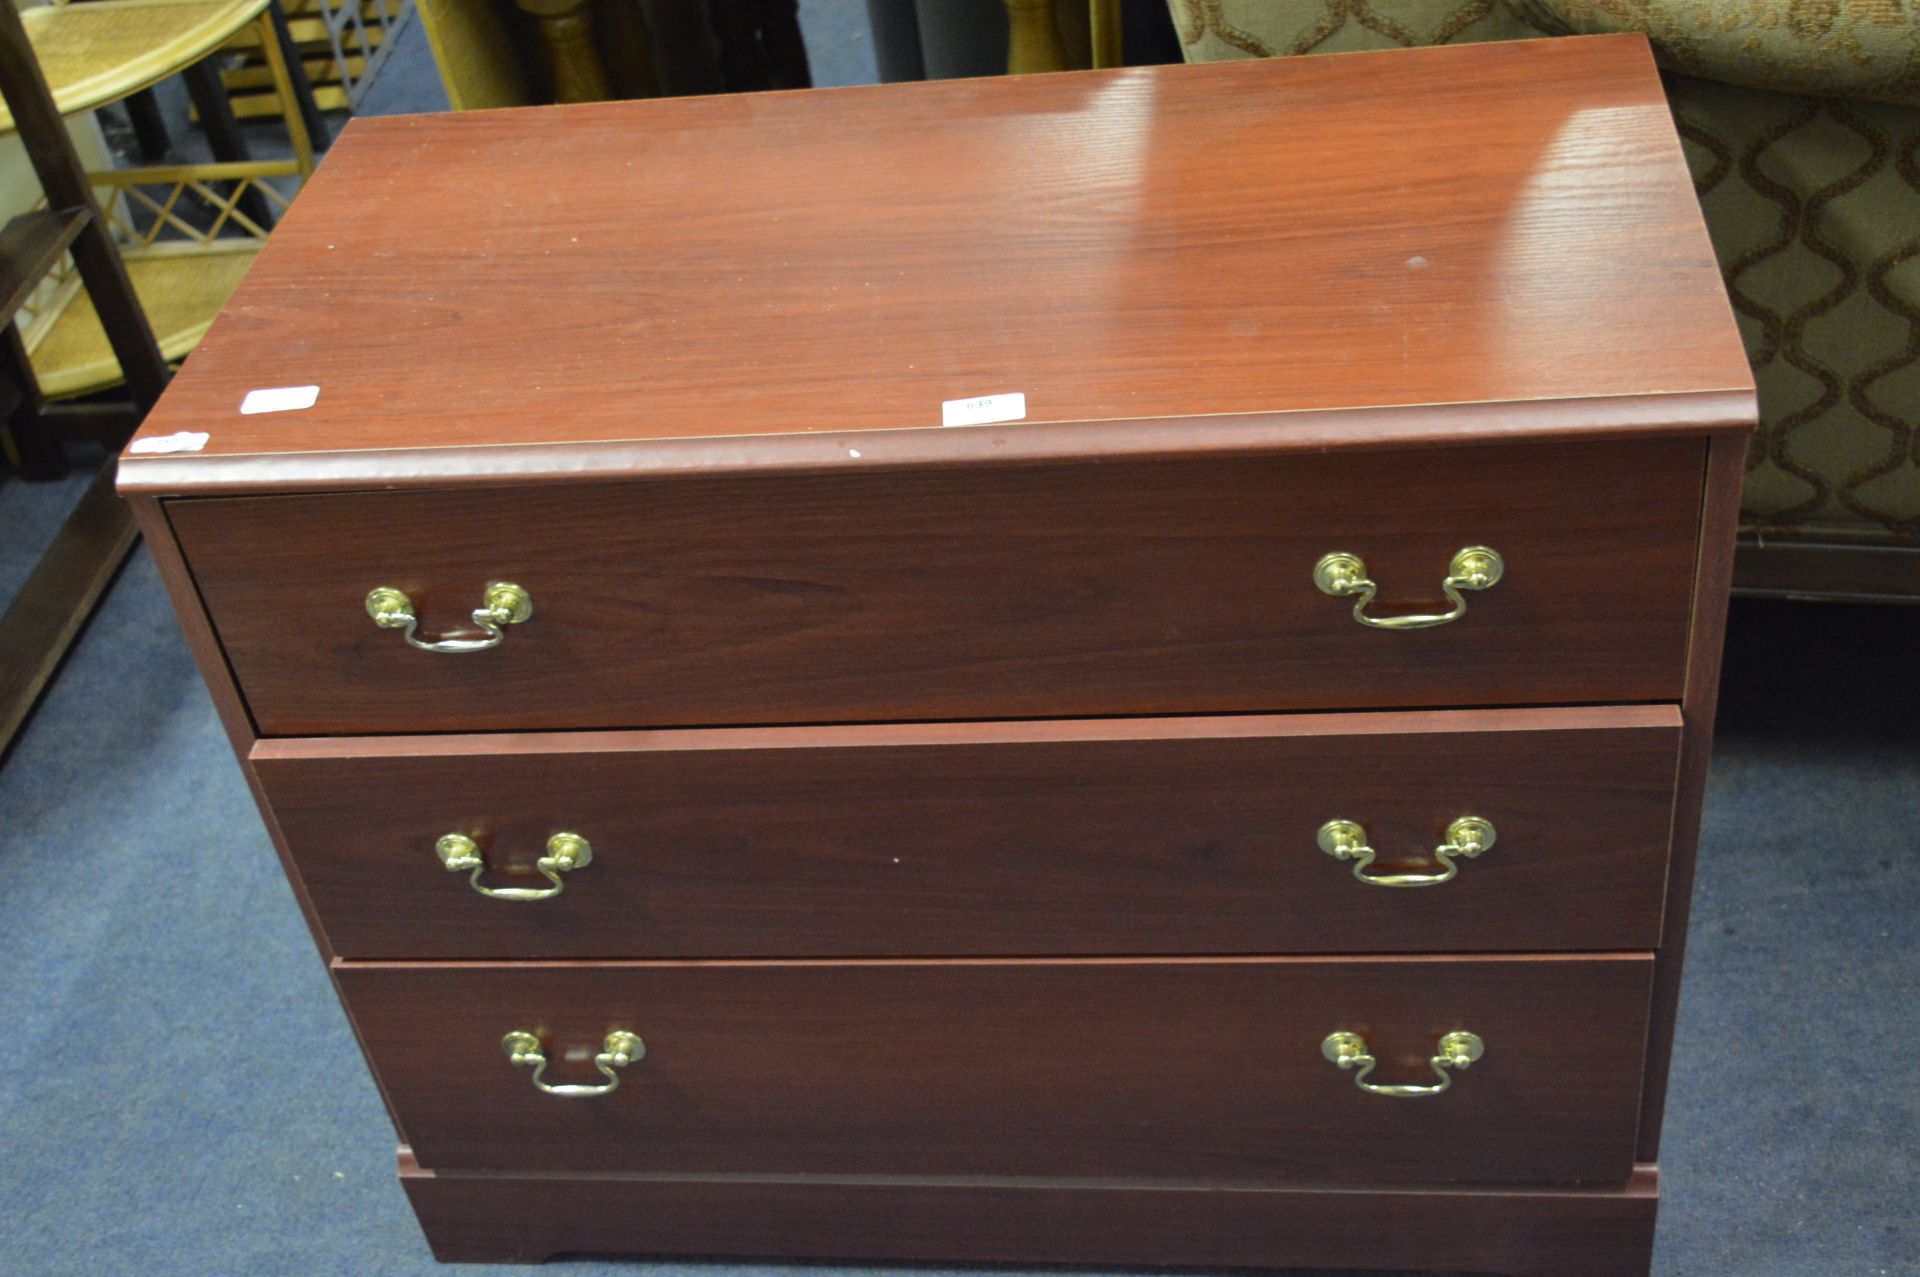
[181,59,276,230]
[711,0,813,92]
[121,87,172,160]
[269,0,330,149]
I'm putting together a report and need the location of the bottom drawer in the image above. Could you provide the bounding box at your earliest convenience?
[339,955,1652,1186]
[401,1151,1660,1274]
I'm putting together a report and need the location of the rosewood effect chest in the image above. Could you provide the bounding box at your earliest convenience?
[123,35,1753,1277]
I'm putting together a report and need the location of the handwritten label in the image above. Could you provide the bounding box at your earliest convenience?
[126,431,210,455]
[941,392,1026,428]
[239,384,320,415]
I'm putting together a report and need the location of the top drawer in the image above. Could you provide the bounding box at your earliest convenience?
[168,437,1704,737]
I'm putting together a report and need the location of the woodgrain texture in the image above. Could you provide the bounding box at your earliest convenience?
[400,1151,1660,1275]
[130,497,416,1142]
[127,497,325,949]
[255,706,1683,960]
[1638,429,1746,1160]
[336,955,1654,1184]
[118,35,1751,493]
[170,436,1705,736]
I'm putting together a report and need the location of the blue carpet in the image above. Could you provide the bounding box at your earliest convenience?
[0,457,102,605]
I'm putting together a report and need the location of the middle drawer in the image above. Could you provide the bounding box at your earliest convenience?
[255,705,1680,960]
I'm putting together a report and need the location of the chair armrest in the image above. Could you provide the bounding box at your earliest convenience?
[1517,0,1920,106]
[1166,0,1544,61]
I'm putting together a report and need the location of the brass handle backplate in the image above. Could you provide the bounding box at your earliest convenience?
[1322,1029,1484,1097]
[1313,547,1503,630]
[502,1029,644,1097]
[365,582,532,653]
[1317,816,1495,888]
[437,832,592,901]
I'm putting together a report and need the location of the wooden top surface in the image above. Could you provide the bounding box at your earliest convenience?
[123,34,1752,493]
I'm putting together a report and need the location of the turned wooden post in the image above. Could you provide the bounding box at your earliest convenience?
[517,0,612,103]
[1004,0,1066,74]
[1090,0,1120,68]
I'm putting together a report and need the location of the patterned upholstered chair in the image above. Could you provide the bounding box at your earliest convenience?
[1168,1,1920,600]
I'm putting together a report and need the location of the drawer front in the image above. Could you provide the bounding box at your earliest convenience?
[258,707,1681,960]
[400,1162,1660,1270]
[171,438,1704,736]
[338,956,1654,1184]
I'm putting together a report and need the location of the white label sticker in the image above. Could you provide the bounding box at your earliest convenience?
[941,392,1026,428]
[239,384,320,415]
[127,431,210,455]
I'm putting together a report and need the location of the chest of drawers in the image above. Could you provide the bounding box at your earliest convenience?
[122,34,1753,1277]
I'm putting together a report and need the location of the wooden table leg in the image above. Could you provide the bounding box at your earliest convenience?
[267,0,329,151]
[516,0,612,103]
[1005,0,1066,74]
[0,324,61,479]
[121,87,171,159]
[0,462,137,761]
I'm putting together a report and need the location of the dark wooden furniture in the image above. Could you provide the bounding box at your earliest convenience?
[123,36,1754,1276]
[0,0,168,758]
[255,707,1682,959]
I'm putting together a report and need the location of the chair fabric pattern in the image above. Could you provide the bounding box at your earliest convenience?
[1516,0,1920,107]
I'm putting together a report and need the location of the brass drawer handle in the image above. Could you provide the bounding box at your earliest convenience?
[502,1030,644,1098]
[1322,1029,1484,1097]
[1317,816,1494,888]
[436,832,591,901]
[1313,547,1503,630]
[365,582,532,652]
